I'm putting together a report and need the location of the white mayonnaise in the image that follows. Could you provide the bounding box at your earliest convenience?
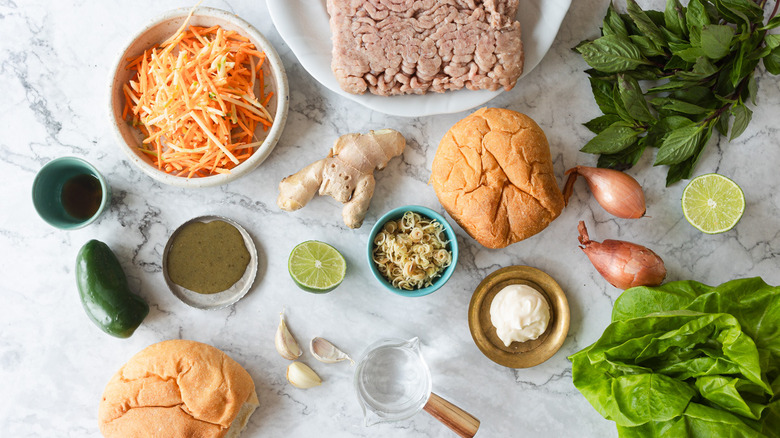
[489,284,551,347]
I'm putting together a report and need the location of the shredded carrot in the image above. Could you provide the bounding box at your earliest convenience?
[122,16,274,178]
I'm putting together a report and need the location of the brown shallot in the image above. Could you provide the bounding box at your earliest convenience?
[563,166,646,219]
[577,221,666,290]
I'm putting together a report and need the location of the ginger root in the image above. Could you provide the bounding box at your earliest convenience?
[277,129,406,228]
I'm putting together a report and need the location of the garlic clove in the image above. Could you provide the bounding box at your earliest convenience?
[310,337,354,365]
[275,311,302,360]
[286,361,322,389]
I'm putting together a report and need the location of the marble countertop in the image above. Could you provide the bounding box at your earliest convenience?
[2,0,779,437]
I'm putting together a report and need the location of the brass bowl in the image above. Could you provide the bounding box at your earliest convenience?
[468,266,570,368]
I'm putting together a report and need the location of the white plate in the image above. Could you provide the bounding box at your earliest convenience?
[267,0,571,117]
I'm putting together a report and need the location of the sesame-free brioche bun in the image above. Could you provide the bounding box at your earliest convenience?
[431,108,564,249]
[98,340,258,438]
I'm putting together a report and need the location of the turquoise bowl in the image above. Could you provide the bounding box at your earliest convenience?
[32,157,111,230]
[367,205,459,297]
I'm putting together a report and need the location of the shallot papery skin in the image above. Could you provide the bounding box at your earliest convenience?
[577,221,666,290]
[564,166,646,219]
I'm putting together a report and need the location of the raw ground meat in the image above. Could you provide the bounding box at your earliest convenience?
[326,0,524,96]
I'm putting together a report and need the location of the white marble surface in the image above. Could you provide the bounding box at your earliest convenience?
[2,1,779,437]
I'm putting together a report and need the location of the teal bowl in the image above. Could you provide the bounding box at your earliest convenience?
[367,205,458,297]
[32,157,111,230]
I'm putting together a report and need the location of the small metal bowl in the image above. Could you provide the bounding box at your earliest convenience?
[468,266,570,368]
[162,215,258,309]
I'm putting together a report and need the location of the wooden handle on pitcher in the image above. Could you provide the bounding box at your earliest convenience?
[423,392,480,438]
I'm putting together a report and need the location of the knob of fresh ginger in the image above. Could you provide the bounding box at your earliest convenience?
[277,129,406,228]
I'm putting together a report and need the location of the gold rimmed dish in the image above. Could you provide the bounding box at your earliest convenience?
[468,266,569,368]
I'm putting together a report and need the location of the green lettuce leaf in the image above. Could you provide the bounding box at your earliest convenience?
[571,278,780,438]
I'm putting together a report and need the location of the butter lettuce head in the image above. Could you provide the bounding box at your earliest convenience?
[570,278,780,438]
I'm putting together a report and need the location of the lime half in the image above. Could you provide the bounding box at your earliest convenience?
[682,173,745,234]
[288,241,346,293]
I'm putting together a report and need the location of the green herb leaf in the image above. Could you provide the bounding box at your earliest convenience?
[700,25,735,60]
[686,0,711,34]
[603,3,629,38]
[747,73,757,105]
[715,114,730,136]
[589,77,618,115]
[655,122,705,165]
[613,85,634,122]
[763,46,780,75]
[664,0,687,37]
[648,80,689,93]
[577,0,772,187]
[581,122,641,154]
[629,35,666,57]
[577,35,650,73]
[729,104,752,140]
[714,0,764,26]
[646,115,694,148]
[584,114,623,134]
[765,34,780,50]
[627,0,667,47]
[651,97,712,115]
[762,15,780,30]
[618,74,655,123]
[597,138,647,170]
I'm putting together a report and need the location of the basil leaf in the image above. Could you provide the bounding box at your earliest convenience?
[597,138,647,171]
[603,3,629,38]
[664,0,687,37]
[651,97,712,115]
[763,47,780,75]
[577,35,650,73]
[715,0,764,26]
[747,73,757,105]
[665,55,693,70]
[729,104,752,140]
[673,86,717,106]
[693,57,718,75]
[766,34,780,50]
[619,74,655,123]
[686,0,711,37]
[630,35,666,57]
[613,85,633,122]
[588,77,618,115]
[627,0,667,47]
[648,80,689,93]
[677,47,706,63]
[762,15,780,31]
[701,25,735,60]
[647,116,697,149]
[584,114,623,134]
[716,114,730,136]
[655,122,705,165]
[581,122,641,154]
[664,129,709,186]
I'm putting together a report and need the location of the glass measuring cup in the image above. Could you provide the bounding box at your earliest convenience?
[354,338,480,437]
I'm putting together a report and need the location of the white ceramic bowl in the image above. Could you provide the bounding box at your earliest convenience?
[109,7,289,187]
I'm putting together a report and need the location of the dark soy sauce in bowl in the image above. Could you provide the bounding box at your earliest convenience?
[61,174,103,220]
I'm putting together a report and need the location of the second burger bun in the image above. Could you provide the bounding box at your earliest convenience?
[431,108,564,249]
[99,340,259,438]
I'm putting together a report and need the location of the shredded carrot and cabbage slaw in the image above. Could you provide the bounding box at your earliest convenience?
[122,14,274,178]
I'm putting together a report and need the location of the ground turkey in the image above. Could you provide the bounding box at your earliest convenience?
[326,0,524,96]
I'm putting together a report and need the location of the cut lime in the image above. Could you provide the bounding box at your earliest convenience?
[682,173,745,234]
[288,241,346,293]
